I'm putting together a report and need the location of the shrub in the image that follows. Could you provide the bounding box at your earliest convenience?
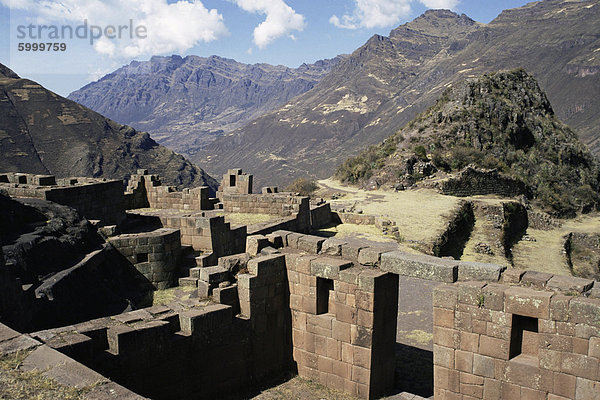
[285,178,318,196]
[413,145,428,161]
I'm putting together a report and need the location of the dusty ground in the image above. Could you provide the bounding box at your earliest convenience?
[0,351,91,400]
[512,213,600,276]
[319,179,600,277]
[318,179,460,247]
[251,376,356,400]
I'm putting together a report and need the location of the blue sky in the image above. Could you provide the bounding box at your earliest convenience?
[0,0,532,96]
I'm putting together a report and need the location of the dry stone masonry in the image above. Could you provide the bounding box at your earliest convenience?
[1,168,599,399]
[433,273,600,399]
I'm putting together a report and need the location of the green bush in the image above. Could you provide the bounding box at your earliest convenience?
[413,145,428,161]
[285,178,318,196]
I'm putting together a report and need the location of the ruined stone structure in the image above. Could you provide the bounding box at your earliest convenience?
[433,272,600,399]
[108,229,182,289]
[0,172,126,225]
[1,168,599,400]
[220,168,253,195]
[437,166,530,198]
[125,170,213,211]
[285,252,398,398]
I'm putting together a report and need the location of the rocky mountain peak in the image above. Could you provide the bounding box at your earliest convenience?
[0,64,19,79]
[336,69,599,216]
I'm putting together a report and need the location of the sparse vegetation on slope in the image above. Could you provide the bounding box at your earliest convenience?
[285,178,319,196]
[336,70,600,217]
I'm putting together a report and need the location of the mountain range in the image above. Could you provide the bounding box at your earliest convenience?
[68,55,345,156]
[31,0,600,191]
[190,0,599,189]
[0,65,217,190]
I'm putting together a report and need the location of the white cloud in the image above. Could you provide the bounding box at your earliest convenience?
[420,0,459,8]
[2,0,228,58]
[230,0,305,49]
[331,0,459,30]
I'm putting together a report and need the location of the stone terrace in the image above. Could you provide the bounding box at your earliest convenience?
[1,169,599,400]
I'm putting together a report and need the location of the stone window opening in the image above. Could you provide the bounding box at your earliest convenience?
[316,277,334,315]
[230,175,236,187]
[136,253,149,263]
[509,314,538,364]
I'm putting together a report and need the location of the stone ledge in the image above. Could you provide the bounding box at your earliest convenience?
[381,251,458,283]
[546,275,594,294]
[311,257,353,280]
[458,261,505,282]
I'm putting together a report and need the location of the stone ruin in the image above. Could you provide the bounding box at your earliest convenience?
[0,170,599,399]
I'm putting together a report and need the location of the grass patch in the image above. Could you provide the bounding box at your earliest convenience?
[512,214,600,276]
[0,350,92,399]
[402,330,433,346]
[152,285,197,306]
[321,179,460,243]
[317,223,397,244]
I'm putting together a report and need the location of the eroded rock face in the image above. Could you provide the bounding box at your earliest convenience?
[0,194,153,331]
[0,66,217,190]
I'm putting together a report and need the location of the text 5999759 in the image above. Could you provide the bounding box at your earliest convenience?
[17,43,67,51]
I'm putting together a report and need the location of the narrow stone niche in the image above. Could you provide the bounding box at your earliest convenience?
[136,253,149,263]
[316,277,334,315]
[509,314,538,363]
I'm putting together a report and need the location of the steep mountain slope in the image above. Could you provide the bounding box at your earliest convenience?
[68,55,345,155]
[337,70,599,217]
[198,0,600,189]
[0,65,217,190]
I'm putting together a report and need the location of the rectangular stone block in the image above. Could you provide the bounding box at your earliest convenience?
[433,344,455,369]
[179,304,232,335]
[297,235,326,254]
[286,233,305,249]
[561,353,598,380]
[569,297,600,328]
[341,243,366,261]
[575,376,600,400]
[357,247,383,267]
[433,285,458,310]
[198,266,229,284]
[504,286,553,319]
[320,238,347,256]
[521,271,553,289]
[381,251,458,282]
[479,335,509,360]
[311,257,352,280]
[458,262,504,284]
[547,275,594,294]
[357,269,389,293]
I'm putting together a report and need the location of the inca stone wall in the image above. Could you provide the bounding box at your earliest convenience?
[128,211,246,266]
[219,168,253,195]
[285,253,398,398]
[438,167,529,198]
[125,170,212,211]
[29,254,294,400]
[0,172,126,225]
[108,229,181,289]
[433,273,600,399]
